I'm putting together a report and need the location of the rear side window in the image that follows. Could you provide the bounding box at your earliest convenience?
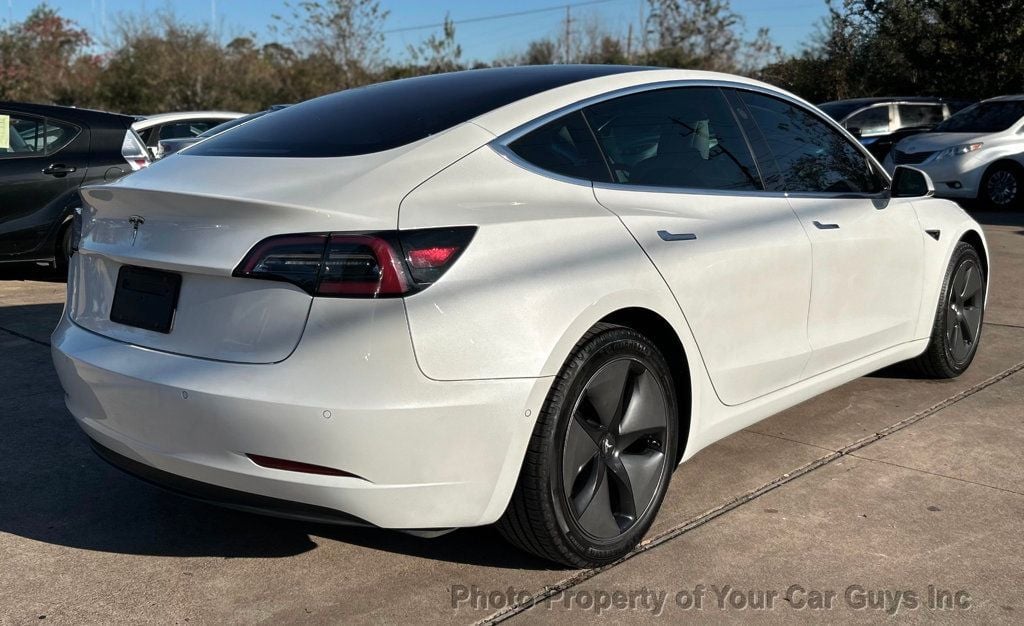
[158,120,218,140]
[898,104,943,128]
[507,111,610,182]
[583,87,762,191]
[188,65,645,158]
[845,105,890,135]
[0,114,77,158]
[739,92,885,194]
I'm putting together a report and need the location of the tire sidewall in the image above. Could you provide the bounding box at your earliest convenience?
[545,328,678,565]
[982,164,1021,210]
[940,247,985,373]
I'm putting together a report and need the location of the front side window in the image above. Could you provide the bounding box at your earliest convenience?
[898,104,943,129]
[740,92,885,194]
[583,87,762,191]
[845,105,890,136]
[0,114,76,158]
[507,111,610,182]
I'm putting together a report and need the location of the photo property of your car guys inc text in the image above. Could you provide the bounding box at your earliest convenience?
[1,0,1022,623]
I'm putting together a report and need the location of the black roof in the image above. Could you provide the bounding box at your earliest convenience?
[0,101,134,128]
[189,65,649,158]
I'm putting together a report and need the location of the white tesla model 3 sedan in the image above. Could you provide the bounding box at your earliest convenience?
[53,66,989,567]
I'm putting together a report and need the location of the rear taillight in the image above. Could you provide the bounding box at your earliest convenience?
[121,130,151,171]
[233,227,475,297]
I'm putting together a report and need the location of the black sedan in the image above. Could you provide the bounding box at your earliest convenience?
[0,102,148,271]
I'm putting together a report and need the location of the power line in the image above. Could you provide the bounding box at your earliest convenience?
[382,0,624,35]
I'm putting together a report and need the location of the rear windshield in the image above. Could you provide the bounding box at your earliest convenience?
[933,101,1024,133]
[187,65,644,158]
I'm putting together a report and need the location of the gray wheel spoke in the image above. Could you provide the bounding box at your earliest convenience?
[961,265,983,302]
[575,465,620,538]
[563,417,600,491]
[951,267,968,306]
[619,451,665,517]
[962,305,983,343]
[617,369,668,448]
[949,322,968,361]
[605,454,636,520]
[584,360,634,429]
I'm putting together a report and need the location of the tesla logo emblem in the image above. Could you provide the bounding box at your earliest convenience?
[601,435,614,455]
[128,215,145,246]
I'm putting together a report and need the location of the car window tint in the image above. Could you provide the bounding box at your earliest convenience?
[740,92,885,194]
[723,88,784,191]
[188,65,645,158]
[933,101,1024,133]
[846,106,890,135]
[507,111,610,182]
[159,121,217,140]
[43,120,77,152]
[584,87,762,191]
[0,115,45,157]
[898,104,943,128]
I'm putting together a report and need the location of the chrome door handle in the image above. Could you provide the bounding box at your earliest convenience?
[813,220,840,230]
[657,230,697,241]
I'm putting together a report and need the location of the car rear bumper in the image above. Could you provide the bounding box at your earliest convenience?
[52,307,550,530]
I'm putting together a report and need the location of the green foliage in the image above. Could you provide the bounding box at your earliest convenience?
[761,0,1024,102]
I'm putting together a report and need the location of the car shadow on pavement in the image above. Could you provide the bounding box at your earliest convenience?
[0,402,550,568]
[0,262,66,283]
[0,306,550,569]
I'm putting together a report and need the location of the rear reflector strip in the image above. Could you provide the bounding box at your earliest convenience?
[246,453,366,480]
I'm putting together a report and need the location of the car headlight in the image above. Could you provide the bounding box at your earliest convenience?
[932,143,984,162]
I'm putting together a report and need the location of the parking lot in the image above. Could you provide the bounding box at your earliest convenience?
[0,210,1020,623]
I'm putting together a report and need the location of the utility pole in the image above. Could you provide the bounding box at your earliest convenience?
[626,23,633,62]
[564,5,572,64]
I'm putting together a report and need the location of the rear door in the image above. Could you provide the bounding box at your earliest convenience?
[0,111,86,256]
[736,91,924,377]
[587,86,813,406]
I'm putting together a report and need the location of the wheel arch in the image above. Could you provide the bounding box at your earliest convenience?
[958,228,989,279]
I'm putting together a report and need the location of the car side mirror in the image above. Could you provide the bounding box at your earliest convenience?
[891,165,935,198]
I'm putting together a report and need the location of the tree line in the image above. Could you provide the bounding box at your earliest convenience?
[1,0,1022,115]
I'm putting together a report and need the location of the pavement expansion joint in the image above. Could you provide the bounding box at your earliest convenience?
[477,358,1024,625]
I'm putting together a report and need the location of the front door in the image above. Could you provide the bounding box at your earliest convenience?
[736,91,924,377]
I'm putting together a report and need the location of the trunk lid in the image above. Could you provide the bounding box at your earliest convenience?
[70,123,492,364]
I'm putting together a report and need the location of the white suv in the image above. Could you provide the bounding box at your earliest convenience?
[884,96,1024,209]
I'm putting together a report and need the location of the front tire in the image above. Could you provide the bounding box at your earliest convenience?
[909,242,985,378]
[54,222,73,274]
[980,163,1022,210]
[497,323,678,567]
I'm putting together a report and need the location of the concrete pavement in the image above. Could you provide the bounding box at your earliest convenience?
[0,212,1021,624]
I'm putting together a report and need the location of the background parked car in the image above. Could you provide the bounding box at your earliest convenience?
[883,95,1024,209]
[132,111,243,159]
[819,97,972,161]
[157,105,290,157]
[0,102,148,271]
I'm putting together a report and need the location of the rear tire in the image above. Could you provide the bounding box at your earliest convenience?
[497,323,678,567]
[908,242,985,378]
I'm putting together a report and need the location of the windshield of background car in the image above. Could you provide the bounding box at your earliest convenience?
[933,101,1024,133]
[187,66,644,157]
